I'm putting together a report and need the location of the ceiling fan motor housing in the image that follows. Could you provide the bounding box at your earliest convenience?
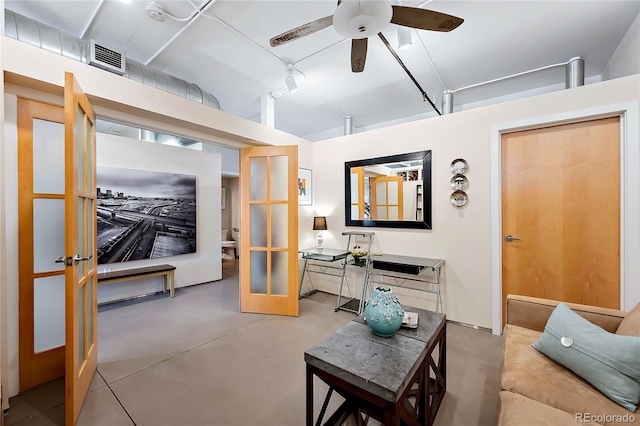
[333,0,393,39]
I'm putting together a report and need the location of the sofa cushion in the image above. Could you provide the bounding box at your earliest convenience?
[617,303,640,337]
[498,391,604,426]
[532,303,640,412]
[501,324,638,424]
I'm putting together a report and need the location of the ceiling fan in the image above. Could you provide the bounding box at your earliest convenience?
[269,0,464,73]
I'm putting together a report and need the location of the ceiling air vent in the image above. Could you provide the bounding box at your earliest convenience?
[89,40,125,75]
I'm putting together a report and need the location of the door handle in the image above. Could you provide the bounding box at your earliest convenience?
[55,255,74,267]
[73,254,93,264]
[505,235,521,242]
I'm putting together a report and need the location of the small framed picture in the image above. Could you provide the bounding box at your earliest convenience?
[298,168,312,206]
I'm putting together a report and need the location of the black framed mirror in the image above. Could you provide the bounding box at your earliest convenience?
[344,150,432,229]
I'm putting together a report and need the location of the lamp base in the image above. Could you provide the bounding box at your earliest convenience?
[317,232,324,251]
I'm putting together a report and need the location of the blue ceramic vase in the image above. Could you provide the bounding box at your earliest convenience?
[364,287,404,337]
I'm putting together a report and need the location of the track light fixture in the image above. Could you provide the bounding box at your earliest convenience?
[397,27,412,49]
[285,64,298,93]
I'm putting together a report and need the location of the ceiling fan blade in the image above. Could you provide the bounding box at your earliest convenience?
[391,6,464,32]
[351,38,368,73]
[270,15,333,47]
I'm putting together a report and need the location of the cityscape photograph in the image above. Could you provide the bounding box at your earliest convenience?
[96,166,197,264]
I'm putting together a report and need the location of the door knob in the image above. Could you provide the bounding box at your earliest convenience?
[505,234,521,242]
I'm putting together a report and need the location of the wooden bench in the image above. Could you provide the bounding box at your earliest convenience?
[97,264,177,298]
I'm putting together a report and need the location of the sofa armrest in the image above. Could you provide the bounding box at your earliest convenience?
[506,294,626,333]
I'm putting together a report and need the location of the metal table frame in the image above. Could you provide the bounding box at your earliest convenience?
[298,248,350,299]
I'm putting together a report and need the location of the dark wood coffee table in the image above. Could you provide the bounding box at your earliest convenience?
[305,306,446,425]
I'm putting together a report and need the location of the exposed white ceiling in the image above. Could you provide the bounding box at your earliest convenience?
[5,0,639,141]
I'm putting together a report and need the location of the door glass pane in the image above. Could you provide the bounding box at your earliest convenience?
[78,286,85,364]
[33,275,65,353]
[78,197,85,278]
[376,182,386,204]
[388,181,399,204]
[350,173,359,202]
[86,120,93,191]
[250,204,267,248]
[270,204,288,248]
[32,119,64,194]
[250,251,267,294]
[87,199,93,270]
[271,252,288,296]
[77,107,85,192]
[270,156,288,201]
[388,206,399,220]
[351,205,358,219]
[33,199,65,273]
[377,207,387,220]
[87,277,93,347]
[250,157,267,200]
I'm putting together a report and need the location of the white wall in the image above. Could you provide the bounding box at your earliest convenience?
[95,134,222,302]
[311,75,640,328]
[603,12,640,80]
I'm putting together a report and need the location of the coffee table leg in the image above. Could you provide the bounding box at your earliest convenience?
[306,364,314,426]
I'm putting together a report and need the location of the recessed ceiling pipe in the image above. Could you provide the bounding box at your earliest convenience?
[442,57,585,113]
[442,91,453,115]
[566,56,585,88]
[4,10,221,110]
[344,116,353,135]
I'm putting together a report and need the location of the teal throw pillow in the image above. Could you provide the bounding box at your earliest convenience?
[531,303,640,412]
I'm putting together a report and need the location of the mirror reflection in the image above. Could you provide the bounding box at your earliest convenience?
[345,150,431,229]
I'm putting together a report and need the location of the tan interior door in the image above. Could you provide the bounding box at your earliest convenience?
[239,145,299,316]
[17,99,66,391]
[501,117,620,324]
[370,176,404,220]
[64,72,98,425]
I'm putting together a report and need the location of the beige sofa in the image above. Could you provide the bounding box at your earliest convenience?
[499,295,639,426]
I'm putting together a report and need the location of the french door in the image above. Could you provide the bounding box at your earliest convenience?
[16,72,97,424]
[239,145,299,316]
[17,99,67,391]
[64,72,98,425]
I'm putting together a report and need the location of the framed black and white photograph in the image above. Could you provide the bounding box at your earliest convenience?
[96,166,197,264]
[298,168,312,206]
[221,187,226,210]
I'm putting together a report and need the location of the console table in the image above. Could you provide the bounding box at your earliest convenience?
[305,306,447,425]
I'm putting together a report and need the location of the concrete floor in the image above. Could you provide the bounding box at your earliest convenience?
[4,261,502,425]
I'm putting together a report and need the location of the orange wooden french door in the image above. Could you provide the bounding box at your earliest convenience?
[239,145,299,316]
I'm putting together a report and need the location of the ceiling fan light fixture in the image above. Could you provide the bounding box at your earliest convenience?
[398,27,412,49]
[333,0,393,39]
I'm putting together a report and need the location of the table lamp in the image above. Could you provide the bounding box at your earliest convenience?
[313,216,327,250]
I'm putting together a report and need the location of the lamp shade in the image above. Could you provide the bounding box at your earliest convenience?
[313,216,327,231]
